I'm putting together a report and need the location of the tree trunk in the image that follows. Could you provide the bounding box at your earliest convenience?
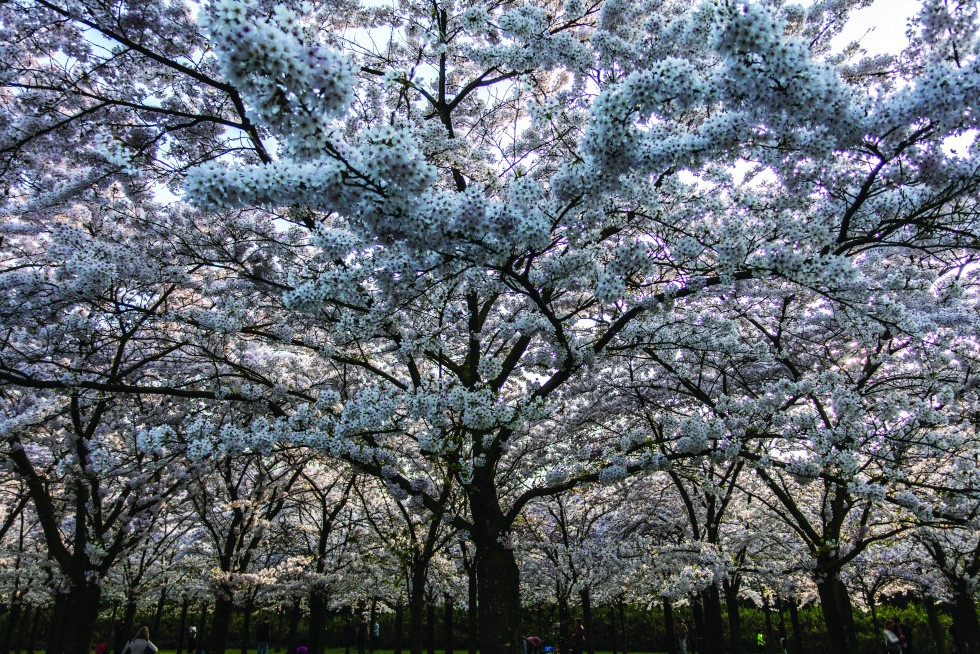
[309,587,328,654]
[199,601,211,652]
[12,603,30,654]
[26,608,41,654]
[580,588,594,654]
[691,599,704,654]
[409,572,426,654]
[394,603,404,654]
[952,583,980,654]
[557,592,570,654]
[662,599,676,654]
[776,601,787,651]
[286,599,301,654]
[814,572,858,654]
[107,600,119,652]
[427,599,436,654]
[209,591,235,654]
[445,594,454,654]
[925,596,945,654]
[867,591,879,646]
[788,602,803,654]
[47,592,68,654]
[609,605,618,654]
[55,582,103,654]
[467,567,478,654]
[724,579,742,654]
[242,599,254,654]
[699,586,725,654]
[1,596,22,654]
[177,596,190,654]
[153,587,168,641]
[117,596,139,654]
[475,543,521,654]
[617,599,628,654]
[762,596,773,654]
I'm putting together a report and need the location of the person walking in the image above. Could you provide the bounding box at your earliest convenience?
[257,618,271,654]
[756,630,766,654]
[675,621,689,654]
[122,627,158,654]
[355,615,370,654]
[573,619,586,654]
[895,619,913,653]
[883,620,902,653]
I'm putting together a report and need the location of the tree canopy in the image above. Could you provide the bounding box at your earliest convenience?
[1,0,980,653]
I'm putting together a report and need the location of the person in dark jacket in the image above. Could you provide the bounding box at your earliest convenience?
[257,619,271,654]
[895,619,913,653]
[355,616,370,654]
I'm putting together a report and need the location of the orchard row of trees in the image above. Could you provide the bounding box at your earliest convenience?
[0,443,977,654]
[1,0,979,653]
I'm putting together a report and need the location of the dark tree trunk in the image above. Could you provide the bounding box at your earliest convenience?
[925,596,946,654]
[788,602,803,654]
[47,592,68,654]
[557,593,570,654]
[153,587,168,641]
[952,583,980,654]
[724,580,743,654]
[410,572,426,654]
[199,601,210,652]
[309,588,328,654]
[54,582,103,654]
[286,599,301,654]
[762,597,773,654]
[617,599,628,654]
[867,591,880,645]
[12,603,30,654]
[427,599,436,654]
[609,605,618,654]
[394,603,404,654]
[242,599,254,654]
[691,599,704,654]
[444,595,454,654]
[116,596,139,654]
[106,601,118,650]
[209,591,235,654]
[662,599,676,654]
[776,601,787,651]
[26,608,41,654]
[1,596,22,654]
[475,543,520,654]
[580,588,594,654]
[177,596,190,654]
[699,586,725,654]
[814,573,857,654]
[467,567,478,654]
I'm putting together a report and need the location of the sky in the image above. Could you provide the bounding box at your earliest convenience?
[829,0,923,55]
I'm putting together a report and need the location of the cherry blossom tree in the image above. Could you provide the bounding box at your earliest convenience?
[3,1,980,654]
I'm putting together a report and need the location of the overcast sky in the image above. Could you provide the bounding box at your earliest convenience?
[830,0,923,54]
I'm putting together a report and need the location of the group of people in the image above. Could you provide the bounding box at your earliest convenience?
[524,618,587,654]
[676,622,787,654]
[882,619,914,653]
